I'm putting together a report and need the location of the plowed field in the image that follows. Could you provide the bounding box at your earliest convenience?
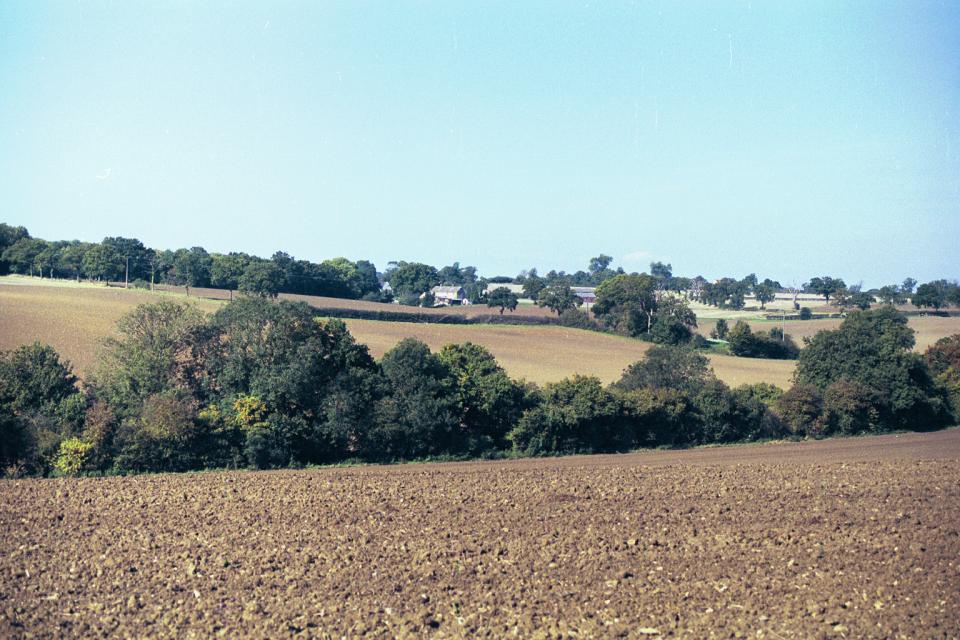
[3,430,959,638]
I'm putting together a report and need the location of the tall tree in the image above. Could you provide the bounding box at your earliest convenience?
[806,276,846,302]
[592,274,658,335]
[537,282,581,315]
[486,287,519,315]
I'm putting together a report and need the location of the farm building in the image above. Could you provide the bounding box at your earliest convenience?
[483,283,525,297]
[428,285,469,306]
[572,286,597,306]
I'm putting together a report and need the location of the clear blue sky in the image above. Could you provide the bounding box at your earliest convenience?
[1,1,957,287]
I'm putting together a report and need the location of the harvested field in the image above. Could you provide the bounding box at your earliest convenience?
[0,282,794,387]
[697,315,960,351]
[2,429,959,638]
[0,282,221,377]
[3,281,955,388]
[339,318,795,387]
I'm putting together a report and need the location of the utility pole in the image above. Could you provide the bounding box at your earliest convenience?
[125,256,130,289]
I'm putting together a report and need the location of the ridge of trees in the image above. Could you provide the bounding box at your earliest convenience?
[1,302,956,477]
[3,222,957,313]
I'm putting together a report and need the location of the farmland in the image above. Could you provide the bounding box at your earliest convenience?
[3,279,960,388]
[0,281,796,387]
[3,429,959,638]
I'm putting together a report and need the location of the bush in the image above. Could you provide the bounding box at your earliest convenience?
[618,387,700,447]
[799,307,813,320]
[710,319,729,340]
[796,307,951,430]
[558,308,600,330]
[53,437,94,476]
[113,391,202,472]
[614,345,713,395]
[774,384,824,437]
[694,380,770,444]
[823,379,880,435]
[726,321,799,359]
[508,376,629,455]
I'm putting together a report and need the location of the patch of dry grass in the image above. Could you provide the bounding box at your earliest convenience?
[0,283,221,377]
[697,315,960,351]
[5,280,954,389]
[339,318,797,387]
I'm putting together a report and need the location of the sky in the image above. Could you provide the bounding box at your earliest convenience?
[1,1,958,287]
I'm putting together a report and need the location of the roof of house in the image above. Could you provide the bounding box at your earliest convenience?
[431,285,466,297]
[484,283,525,295]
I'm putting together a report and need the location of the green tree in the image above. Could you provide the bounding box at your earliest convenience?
[438,343,530,452]
[0,342,85,473]
[92,301,207,415]
[210,252,252,293]
[901,277,917,294]
[370,339,459,459]
[710,318,729,340]
[648,297,697,345]
[795,307,950,430]
[171,247,213,290]
[877,285,906,305]
[592,274,658,335]
[0,223,30,274]
[537,282,582,315]
[102,237,153,281]
[238,261,285,299]
[3,238,50,276]
[508,376,629,455]
[912,280,953,310]
[387,262,441,297]
[486,287,519,314]
[522,273,546,300]
[726,321,799,359]
[589,254,613,274]
[613,345,713,395]
[205,299,379,465]
[0,342,79,416]
[753,281,777,309]
[805,276,846,302]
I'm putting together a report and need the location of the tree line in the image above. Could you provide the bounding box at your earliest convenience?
[1,300,956,477]
[3,223,956,312]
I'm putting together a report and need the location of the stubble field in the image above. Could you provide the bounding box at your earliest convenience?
[2,279,958,388]
[0,282,795,387]
[2,429,959,638]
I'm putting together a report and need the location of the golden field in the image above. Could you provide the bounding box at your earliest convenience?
[2,278,957,388]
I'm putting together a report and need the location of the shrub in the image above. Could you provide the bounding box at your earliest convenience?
[823,379,880,435]
[694,380,770,444]
[726,321,799,359]
[113,391,202,472]
[710,319,729,340]
[796,307,951,430]
[53,438,94,476]
[508,376,629,455]
[82,400,118,471]
[775,384,824,436]
[558,308,600,330]
[799,307,813,320]
[617,387,700,447]
[614,345,713,395]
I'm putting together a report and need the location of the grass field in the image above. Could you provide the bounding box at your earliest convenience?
[696,315,960,351]
[3,429,958,637]
[2,277,958,388]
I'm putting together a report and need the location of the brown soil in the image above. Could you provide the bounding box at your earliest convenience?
[2,431,959,638]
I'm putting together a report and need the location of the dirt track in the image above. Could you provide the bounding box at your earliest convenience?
[2,430,959,638]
